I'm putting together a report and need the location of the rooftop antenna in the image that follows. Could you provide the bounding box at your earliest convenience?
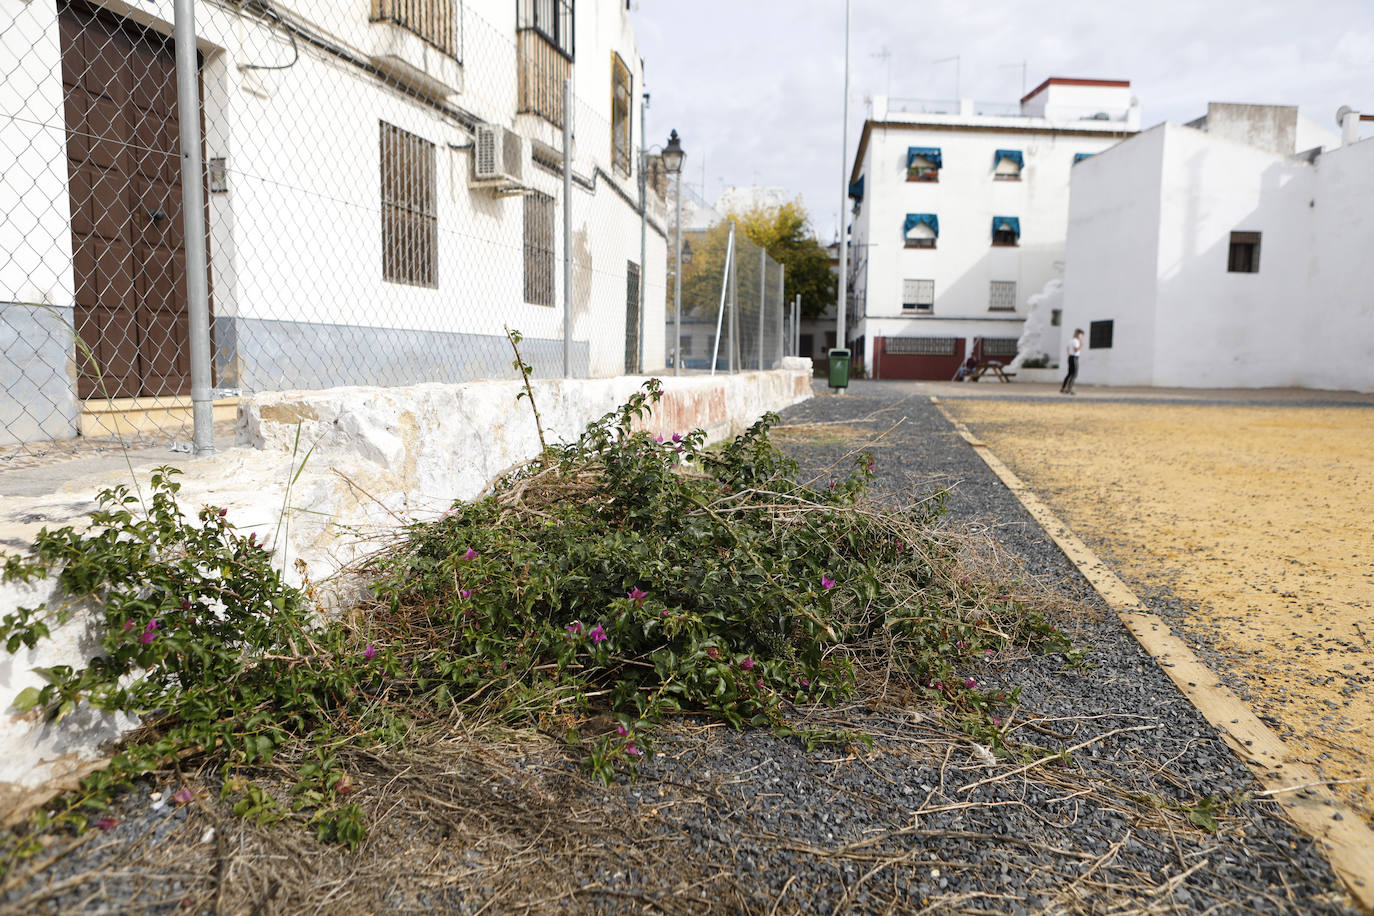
[932,54,960,100]
[999,60,1027,96]
[870,46,892,98]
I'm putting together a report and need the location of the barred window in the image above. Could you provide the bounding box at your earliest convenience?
[523,192,555,306]
[611,53,632,176]
[902,279,934,313]
[371,0,462,60]
[517,0,574,58]
[380,122,437,288]
[989,280,1016,312]
[885,336,957,356]
[982,337,1020,357]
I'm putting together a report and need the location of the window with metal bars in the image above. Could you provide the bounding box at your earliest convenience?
[371,0,462,60]
[1090,319,1114,349]
[380,122,437,288]
[886,336,957,356]
[902,278,934,313]
[524,192,555,306]
[982,337,1019,357]
[517,0,574,59]
[989,280,1017,311]
[611,53,632,176]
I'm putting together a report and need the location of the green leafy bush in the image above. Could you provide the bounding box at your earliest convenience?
[1,376,1068,855]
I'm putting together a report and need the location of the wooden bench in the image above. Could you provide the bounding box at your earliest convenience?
[967,361,1017,382]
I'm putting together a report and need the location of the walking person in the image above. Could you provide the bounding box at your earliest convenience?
[1061,329,1084,395]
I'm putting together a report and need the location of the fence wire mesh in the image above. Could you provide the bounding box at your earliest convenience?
[0,0,726,461]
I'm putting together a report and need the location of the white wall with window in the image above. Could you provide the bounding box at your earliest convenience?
[844,80,1138,376]
[1062,118,1374,392]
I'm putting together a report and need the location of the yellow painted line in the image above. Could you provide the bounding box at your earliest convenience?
[931,396,1374,910]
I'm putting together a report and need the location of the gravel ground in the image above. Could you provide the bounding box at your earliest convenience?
[0,386,1359,915]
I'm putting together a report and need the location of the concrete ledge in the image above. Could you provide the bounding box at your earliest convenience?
[0,369,810,801]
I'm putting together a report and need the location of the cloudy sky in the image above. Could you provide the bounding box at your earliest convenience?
[630,0,1374,241]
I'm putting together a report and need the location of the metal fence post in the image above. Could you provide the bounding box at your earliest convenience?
[174,0,214,455]
[776,264,786,367]
[709,222,734,376]
[757,247,765,371]
[562,78,573,378]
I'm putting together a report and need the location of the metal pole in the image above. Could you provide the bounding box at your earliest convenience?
[637,93,647,374]
[173,0,214,455]
[562,78,573,377]
[776,264,786,367]
[757,247,765,371]
[709,223,734,376]
[793,294,801,358]
[834,0,851,392]
[673,171,683,376]
[729,237,740,374]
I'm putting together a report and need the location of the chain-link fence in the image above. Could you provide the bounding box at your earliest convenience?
[1,0,702,460]
[668,216,787,374]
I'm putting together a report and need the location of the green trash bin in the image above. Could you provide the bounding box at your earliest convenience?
[828,348,851,389]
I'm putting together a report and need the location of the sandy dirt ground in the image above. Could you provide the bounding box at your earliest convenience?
[941,398,1374,822]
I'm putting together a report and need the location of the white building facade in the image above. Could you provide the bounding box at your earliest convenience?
[845,78,1139,379]
[1062,104,1373,392]
[1,0,668,446]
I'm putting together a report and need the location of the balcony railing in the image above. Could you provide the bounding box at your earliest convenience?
[518,29,569,128]
[372,0,461,60]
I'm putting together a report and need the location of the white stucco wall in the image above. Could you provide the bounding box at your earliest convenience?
[1063,122,1374,392]
[1060,125,1166,386]
[2,0,667,399]
[1305,139,1374,390]
[0,366,811,811]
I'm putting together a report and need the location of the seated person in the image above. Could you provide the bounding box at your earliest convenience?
[953,355,978,381]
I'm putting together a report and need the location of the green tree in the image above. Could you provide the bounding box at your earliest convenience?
[676,199,837,322]
[728,199,836,319]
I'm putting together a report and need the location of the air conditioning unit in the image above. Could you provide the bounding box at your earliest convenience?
[472,124,527,192]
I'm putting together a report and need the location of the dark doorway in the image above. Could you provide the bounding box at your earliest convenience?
[61,1,201,398]
[624,261,641,374]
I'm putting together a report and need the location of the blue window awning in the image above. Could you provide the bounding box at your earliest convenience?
[904,213,939,237]
[994,149,1024,169]
[848,175,865,200]
[1073,152,1095,163]
[907,146,943,169]
[991,216,1021,238]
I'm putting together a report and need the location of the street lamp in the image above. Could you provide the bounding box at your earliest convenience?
[662,129,686,375]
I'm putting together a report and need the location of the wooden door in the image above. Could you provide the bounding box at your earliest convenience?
[61,1,194,399]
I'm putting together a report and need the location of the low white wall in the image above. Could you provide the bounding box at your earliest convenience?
[0,367,811,812]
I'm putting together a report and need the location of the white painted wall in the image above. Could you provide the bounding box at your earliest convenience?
[1063,122,1374,392]
[2,0,667,390]
[0,0,75,308]
[849,104,1133,370]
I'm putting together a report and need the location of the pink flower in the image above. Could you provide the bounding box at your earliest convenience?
[589,624,607,644]
[654,435,664,443]
[741,657,755,671]
[626,586,647,606]
[461,547,478,560]
[933,680,943,689]
[964,678,977,690]
[661,609,670,617]
[566,621,582,636]
[756,679,765,688]
[706,647,719,659]
[123,620,135,632]
[97,816,119,831]
[985,649,994,655]
[616,723,628,737]
[798,677,810,687]
[625,741,641,757]
[459,588,473,599]
[363,644,377,661]
[139,619,159,643]
[218,507,227,518]
[671,433,683,443]
[991,716,1003,727]
[172,788,194,805]
[821,575,836,590]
